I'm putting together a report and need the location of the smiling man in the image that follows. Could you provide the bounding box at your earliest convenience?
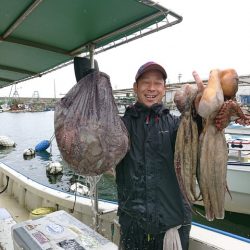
[133,62,167,107]
[116,62,192,250]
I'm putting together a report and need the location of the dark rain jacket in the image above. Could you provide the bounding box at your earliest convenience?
[116,102,191,234]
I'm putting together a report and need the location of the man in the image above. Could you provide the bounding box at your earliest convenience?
[116,62,192,250]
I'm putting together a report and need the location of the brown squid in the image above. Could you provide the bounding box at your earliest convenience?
[174,84,200,203]
[194,69,243,221]
[174,68,250,221]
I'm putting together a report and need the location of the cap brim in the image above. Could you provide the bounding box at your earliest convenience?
[136,63,167,81]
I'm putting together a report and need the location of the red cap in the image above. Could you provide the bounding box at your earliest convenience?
[135,61,167,82]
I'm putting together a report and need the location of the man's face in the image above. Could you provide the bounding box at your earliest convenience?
[133,70,166,107]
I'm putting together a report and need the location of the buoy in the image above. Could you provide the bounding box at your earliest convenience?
[46,162,63,175]
[23,148,35,156]
[46,171,62,184]
[70,182,90,196]
[35,140,50,152]
[0,136,15,147]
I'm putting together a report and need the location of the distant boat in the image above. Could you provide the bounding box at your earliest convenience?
[225,129,250,215]
[0,103,10,111]
[226,122,250,130]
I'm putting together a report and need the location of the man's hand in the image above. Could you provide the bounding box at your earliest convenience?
[192,71,205,113]
[192,71,205,92]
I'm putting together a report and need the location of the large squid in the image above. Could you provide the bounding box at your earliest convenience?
[174,68,250,221]
[174,84,200,203]
[195,69,230,221]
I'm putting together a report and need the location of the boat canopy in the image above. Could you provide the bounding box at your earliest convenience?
[0,0,182,88]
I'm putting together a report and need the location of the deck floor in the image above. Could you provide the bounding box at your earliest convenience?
[0,192,29,222]
[0,193,29,250]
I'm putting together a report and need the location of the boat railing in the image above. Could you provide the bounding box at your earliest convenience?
[192,222,250,244]
[226,129,250,164]
[228,148,250,163]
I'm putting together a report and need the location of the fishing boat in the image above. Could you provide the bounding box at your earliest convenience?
[224,124,250,214]
[0,0,249,249]
[0,162,250,250]
[194,159,250,216]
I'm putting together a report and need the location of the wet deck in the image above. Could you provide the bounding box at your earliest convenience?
[0,193,29,250]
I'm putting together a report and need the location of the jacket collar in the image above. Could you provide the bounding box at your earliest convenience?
[125,102,169,117]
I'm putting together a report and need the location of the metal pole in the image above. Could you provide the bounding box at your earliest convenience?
[53,79,56,99]
[88,43,99,232]
[94,177,99,232]
[178,73,182,83]
[89,44,95,69]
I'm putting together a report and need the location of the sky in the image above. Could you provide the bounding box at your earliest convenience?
[1,0,250,98]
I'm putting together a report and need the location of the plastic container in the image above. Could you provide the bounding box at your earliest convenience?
[12,210,118,250]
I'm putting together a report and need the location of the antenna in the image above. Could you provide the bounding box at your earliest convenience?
[32,90,40,100]
[178,73,182,83]
[12,85,19,99]
[54,79,56,99]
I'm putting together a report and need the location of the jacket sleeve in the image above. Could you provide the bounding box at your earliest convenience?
[166,114,181,152]
[120,115,131,135]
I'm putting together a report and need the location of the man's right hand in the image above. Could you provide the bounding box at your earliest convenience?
[192,71,205,114]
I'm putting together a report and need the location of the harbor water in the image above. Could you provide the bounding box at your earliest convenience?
[0,111,249,239]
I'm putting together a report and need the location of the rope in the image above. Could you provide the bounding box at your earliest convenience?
[87,175,102,229]
[70,173,88,213]
[71,182,77,213]
[49,133,55,143]
[49,133,55,155]
[0,176,9,194]
[49,143,53,155]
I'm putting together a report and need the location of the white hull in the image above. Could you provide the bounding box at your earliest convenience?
[226,164,250,214]
[194,162,250,215]
[0,162,249,250]
[195,163,250,215]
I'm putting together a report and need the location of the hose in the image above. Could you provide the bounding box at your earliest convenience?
[0,176,9,194]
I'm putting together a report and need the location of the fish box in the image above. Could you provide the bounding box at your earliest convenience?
[11,210,117,250]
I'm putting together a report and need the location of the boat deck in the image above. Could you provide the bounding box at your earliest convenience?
[1,161,250,250]
[0,193,29,250]
[1,191,250,250]
[0,192,29,223]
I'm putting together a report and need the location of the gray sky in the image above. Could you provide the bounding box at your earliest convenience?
[1,0,250,98]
